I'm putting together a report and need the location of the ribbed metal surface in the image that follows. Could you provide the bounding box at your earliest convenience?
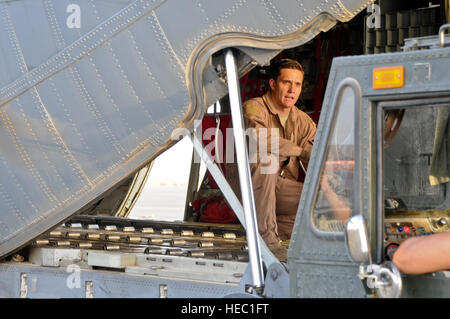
[0,0,372,257]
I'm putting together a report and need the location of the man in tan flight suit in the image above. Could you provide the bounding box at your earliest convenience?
[242,58,316,261]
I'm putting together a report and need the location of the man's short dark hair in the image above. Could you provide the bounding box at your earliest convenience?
[269,58,304,80]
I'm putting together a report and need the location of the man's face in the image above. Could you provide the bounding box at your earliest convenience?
[269,68,303,112]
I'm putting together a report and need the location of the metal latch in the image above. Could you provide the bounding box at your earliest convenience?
[358,261,402,298]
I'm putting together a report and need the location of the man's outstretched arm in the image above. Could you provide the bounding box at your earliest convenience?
[392,231,450,274]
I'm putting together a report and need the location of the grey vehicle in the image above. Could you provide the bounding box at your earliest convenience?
[289,28,450,297]
[0,0,448,298]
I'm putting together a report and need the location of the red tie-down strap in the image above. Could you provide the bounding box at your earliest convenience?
[201,114,232,189]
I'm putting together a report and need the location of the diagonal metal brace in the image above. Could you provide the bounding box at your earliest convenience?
[189,132,278,270]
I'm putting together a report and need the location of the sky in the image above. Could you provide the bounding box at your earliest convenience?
[146,136,194,185]
[128,136,204,221]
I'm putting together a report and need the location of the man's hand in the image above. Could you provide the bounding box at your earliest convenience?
[293,145,303,157]
[320,172,333,195]
[319,171,351,222]
[298,142,313,161]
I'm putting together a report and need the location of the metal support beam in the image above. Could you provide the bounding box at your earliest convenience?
[189,133,277,269]
[224,49,264,290]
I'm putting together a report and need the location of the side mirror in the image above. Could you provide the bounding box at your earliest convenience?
[345,215,371,264]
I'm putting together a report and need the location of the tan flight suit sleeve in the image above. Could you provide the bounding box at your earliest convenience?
[243,99,302,161]
[296,112,316,162]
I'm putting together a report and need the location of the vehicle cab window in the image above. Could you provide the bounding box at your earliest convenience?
[382,104,450,262]
[312,84,357,233]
